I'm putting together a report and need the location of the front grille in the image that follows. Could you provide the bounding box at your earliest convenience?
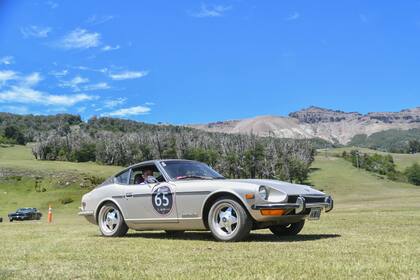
[287,195,325,203]
[287,195,298,203]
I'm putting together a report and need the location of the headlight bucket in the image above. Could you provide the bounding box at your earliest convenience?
[258,186,268,200]
[295,196,306,214]
[325,196,334,212]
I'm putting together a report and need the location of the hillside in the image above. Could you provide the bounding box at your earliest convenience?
[348,128,420,153]
[190,106,420,144]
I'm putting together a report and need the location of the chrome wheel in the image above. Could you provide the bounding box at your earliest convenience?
[99,205,121,235]
[211,202,240,238]
[208,198,252,242]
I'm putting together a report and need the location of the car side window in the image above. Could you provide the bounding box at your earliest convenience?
[115,170,130,184]
[129,164,165,184]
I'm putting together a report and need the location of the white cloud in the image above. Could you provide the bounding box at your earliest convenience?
[285,12,300,21]
[86,15,115,25]
[46,1,58,9]
[60,75,89,91]
[109,70,148,80]
[0,86,96,106]
[0,70,17,85]
[21,26,52,38]
[103,105,151,117]
[190,4,232,18]
[49,69,68,77]
[71,66,109,74]
[102,45,120,52]
[0,56,14,65]
[22,72,42,87]
[83,82,110,91]
[0,105,30,114]
[1,71,42,88]
[57,29,101,49]
[104,97,127,108]
[77,106,87,113]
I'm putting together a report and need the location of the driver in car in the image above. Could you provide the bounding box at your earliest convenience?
[135,169,157,184]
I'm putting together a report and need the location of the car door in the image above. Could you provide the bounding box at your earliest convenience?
[121,164,179,223]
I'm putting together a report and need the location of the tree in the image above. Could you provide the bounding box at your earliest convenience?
[405,163,420,186]
[4,126,25,145]
[408,140,420,154]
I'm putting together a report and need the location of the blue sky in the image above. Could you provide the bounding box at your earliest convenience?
[0,1,419,124]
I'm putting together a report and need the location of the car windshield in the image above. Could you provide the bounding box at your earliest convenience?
[17,208,33,213]
[161,161,224,180]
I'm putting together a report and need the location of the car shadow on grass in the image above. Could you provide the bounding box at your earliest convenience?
[123,231,341,242]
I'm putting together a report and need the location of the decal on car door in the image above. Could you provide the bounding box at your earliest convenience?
[151,185,173,215]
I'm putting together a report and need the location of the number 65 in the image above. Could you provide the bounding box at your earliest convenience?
[154,192,169,207]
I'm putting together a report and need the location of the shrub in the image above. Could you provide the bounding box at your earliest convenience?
[405,163,420,186]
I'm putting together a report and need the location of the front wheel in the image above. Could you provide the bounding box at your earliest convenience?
[98,202,128,237]
[269,220,305,236]
[208,197,252,242]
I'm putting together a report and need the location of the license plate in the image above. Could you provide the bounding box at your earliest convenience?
[308,208,321,220]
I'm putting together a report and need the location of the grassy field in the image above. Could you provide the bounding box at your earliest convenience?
[319,147,420,171]
[0,145,420,279]
[0,144,121,178]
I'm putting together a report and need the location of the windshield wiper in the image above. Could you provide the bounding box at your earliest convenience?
[176,175,214,180]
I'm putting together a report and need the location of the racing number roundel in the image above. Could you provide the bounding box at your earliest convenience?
[152,186,173,215]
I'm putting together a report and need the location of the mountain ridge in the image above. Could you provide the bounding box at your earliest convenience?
[189,107,420,144]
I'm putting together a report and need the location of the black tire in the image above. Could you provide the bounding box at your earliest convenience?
[98,202,128,237]
[269,220,305,236]
[9,219,13,222]
[165,230,185,237]
[208,197,252,242]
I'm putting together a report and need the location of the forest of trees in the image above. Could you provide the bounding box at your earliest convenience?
[348,129,420,153]
[342,150,420,185]
[31,120,315,183]
[0,114,316,183]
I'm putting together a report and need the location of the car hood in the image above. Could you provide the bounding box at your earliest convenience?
[224,179,325,196]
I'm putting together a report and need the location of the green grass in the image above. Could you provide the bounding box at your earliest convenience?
[0,144,121,178]
[319,147,420,171]
[1,146,420,279]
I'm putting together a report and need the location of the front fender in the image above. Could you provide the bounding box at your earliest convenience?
[201,189,258,221]
[94,197,126,224]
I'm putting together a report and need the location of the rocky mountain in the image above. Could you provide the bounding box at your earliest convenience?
[189,107,420,144]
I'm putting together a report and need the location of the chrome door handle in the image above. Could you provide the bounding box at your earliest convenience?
[125,192,133,198]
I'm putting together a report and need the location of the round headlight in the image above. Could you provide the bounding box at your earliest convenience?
[258,186,268,200]
[295,196,306,214]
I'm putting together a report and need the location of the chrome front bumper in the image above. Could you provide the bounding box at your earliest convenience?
[78,209,96,224]
[252,196,334,213]
[78,210,94,216]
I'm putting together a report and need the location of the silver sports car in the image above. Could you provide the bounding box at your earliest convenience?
[79,159,333,241]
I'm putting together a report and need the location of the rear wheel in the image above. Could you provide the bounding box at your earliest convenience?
[98,202,128,237]
[208,197,252,242]
[269,220,305,236]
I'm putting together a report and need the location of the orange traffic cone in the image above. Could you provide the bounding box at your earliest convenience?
[48,205,52,223]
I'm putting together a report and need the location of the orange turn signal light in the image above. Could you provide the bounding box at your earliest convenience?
[260,209,286,216]
[245,193,255,199]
